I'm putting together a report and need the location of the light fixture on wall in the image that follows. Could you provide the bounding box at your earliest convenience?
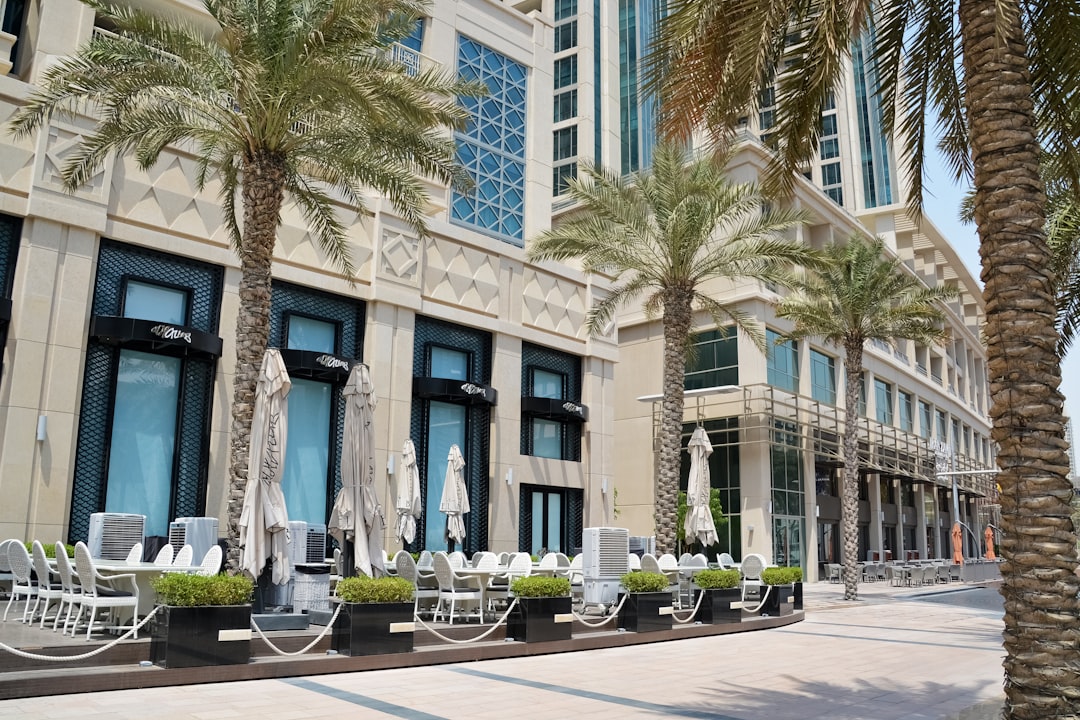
[879,511,885,522]
[767,501,773,514]
[386,454,395,475]
[506,468,513,486]
[601,478,608,494]
[815,506,820,517]
[36,416,47,442]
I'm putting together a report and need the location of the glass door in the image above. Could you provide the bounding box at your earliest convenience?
[529,489,564,554]
[424,347,469,550]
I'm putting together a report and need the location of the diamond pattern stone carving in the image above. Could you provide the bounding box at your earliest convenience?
[379,229,420,284]
[522,268,586,338]
[422,237,499,314]
[42,122,108,200]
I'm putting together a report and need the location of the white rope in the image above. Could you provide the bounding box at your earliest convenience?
[670,589,706,624]
[411,599,519,644]
[740,585,773,614]
[0,606,160,661]
[250,602,343,657]
[570,593,628,627]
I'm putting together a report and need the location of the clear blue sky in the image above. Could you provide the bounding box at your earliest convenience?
[921,147,1080,435]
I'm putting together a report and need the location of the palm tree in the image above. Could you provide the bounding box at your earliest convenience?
[775,235,956,601]
[651,2,1080,714]
[9,0,480,572]
[528,143,813,554]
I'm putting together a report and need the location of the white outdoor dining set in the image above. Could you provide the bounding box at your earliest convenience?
[0,538,221,640]
[388,549,736,625]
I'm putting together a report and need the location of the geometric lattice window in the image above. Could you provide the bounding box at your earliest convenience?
[452,36,528,245]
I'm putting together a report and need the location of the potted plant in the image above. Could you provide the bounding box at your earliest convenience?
[506,576,572,643]
[692,569,743,624]
[150,573,254,668]
[759,567,802,617]
[331,576,415,656]
[617,571,673,633]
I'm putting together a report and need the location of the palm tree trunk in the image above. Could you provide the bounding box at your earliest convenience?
[959,0,1080,715]
[656,291,693,555]
[841,340,863,601]
[225,151,288,574]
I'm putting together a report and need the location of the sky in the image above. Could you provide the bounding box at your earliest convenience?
[920,146,1080,437]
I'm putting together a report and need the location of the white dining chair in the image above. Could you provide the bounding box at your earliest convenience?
[432,553,482,625]
[197,545,223,576]
[172,544,194,568]
[29,540,64,628]
[153,544,175,566]
[53,542,82,635]
[3,542,36,622]
[125,543,143,563]
[72,542,139,640]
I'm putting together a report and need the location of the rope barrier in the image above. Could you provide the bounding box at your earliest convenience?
[411,599,519,644]
[739,585,773,615]
[570,593,627,627]
[250,602,343,657]
[670,589,706,624]
[0,606,161,661]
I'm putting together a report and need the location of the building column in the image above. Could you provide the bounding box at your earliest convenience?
[868,474,884,562]
[915,484,929,559]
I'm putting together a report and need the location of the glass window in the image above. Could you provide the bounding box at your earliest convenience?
[554,0,577,21]
[825,187,844,205]
[553,90,577,122]
[821,114,837,136]
[286,315,336,353]
[554,55,578,89]
[936,410,948,442]
[919,400,933,439]
[281,378,332,526]
[766,329,798,392]
[553,163,577,196]
[532,418,562,459]
[452,37,527,243]
[822,162,842,186]
[820,137,839,159]
[810,349,836,404]
[554,21,578,52]
[554,126,578,161]
[759,109,775,131]
[874,379,893,425]
[821,91,836,111]
[104,350,181,537]
[431,346,468,380]
[685,327,738,390]
[425,401,467,549]
[123,280,187,324]
[899,391,914,432]
[533,369,564,398]
[770,420,805,570]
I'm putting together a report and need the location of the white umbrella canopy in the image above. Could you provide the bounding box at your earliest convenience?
[395,438,422,545]
[439,444,469,546]
[684,426,719,547]
[329,363,385,577]
[239,349,292,585]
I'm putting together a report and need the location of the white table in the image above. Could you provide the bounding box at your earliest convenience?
[452,566,516,621]
[93,560,203,614]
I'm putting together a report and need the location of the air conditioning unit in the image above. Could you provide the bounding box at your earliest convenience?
[88,512,145,560]
[582,527,629,607]
[168,517,219,567]
[287,521,327,566]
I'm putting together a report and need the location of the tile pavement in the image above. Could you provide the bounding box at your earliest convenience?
[0,581,1007,720]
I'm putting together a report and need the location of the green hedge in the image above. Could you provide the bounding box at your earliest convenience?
[26,542,74,559]
[336,576,414,603]
[620,571,669,593]
[151,573,253,606]
[510,576,570,598]
[694,569,741,589]
[760,567,803,585]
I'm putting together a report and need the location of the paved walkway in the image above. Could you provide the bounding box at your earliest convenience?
[0,583,1006,720]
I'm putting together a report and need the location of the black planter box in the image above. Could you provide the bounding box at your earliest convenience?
[793,582,803,611]
[507,596,573,643]
[331,601,414,656]
[760,584,795,617]
[694,588,743,624]
[150,605,251,668]
[617,591,673,633]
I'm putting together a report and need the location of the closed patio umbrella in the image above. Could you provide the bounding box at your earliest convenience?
[239,349,292,585]
[395,439,422,545]
[951,522,964,564]
[329,363,385,577]
[684,426,719,547]
[439,444,469,546]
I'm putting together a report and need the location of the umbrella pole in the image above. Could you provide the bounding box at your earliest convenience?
[341,540,357,578]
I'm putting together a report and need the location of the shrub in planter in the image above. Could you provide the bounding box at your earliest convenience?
[692,569,743,624]
[507,576,572,643]
[332,576,415,657]
[26,542,74,559]
[150,573,254,668]
[759,567,801,617]
[618,572,672,633]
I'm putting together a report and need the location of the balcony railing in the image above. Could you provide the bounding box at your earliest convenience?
[386,42,437,77]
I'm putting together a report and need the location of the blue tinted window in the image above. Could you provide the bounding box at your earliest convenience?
[286,315,336,353]
[810,349,835,404]
[124,280,187,324]
[766,329,799,392]
[452,37,527,244]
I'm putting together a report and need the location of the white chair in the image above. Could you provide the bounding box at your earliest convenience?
[3,542,35,622]
[538,552,560,573]
[474,552,498,570]
[447,551,467,569]
[417,550,434,569]
[153,544,175,566]
[718,552,737,570]
[658,553,679,570]
[740,553,767,604]
[125,543,143,563]
[53,543,82,634]
[628,553,642,570]
[497,551,510,565]
[432,552,482,625]
[0,539,16,596]
[395,551,439,616]
[827,563,843,583]
[172,544,194,568]
[568,554,584,606]
[197,545,223,576]
[642,553,681,608]
[29,541,64,628]
[72,542,139,640]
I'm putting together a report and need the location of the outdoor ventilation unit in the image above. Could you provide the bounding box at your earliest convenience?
[88,512,145,560]
[168,517,219,565]
[582,527,629,607]
[287,521,328,566]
